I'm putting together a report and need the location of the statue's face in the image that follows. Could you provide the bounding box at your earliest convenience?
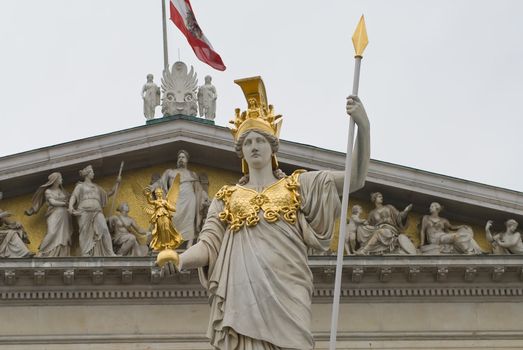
[242,132,272,170]
[120,203,129,214]
[507,221,518,233]
[177,152,188,167]
[57,174,63,185]
[429,202,441,214]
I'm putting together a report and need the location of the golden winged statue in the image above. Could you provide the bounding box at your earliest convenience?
[132,181,183,267]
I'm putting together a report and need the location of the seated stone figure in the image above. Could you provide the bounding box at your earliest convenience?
[107,202,150,256]
[420,202,483,255]
[485,219,523,255]
[355,192,417,255]
[0,193,32,258]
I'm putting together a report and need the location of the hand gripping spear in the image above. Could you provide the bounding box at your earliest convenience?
[329,15,368,350]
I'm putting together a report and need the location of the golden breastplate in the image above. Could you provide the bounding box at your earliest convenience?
[215,170,305,232]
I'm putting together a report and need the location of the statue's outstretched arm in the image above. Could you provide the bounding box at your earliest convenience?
[179,241,209,269]
[485,220,495,242]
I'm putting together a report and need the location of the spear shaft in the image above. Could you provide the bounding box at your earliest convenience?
[110,161,125,214]
[329,15,367,350]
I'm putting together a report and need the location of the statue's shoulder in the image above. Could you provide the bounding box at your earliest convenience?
[286,169,307,185]
[289,169,307,179]
[215,184,237,201]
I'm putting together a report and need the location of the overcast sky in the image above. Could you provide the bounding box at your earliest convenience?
[1,1,522,192]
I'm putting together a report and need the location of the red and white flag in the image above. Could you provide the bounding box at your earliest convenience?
[169,0,226,71]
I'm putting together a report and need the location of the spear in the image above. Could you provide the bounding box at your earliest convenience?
[110,161,125,214]
[329,15,368,350]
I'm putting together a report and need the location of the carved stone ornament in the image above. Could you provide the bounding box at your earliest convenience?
[161,61,198,117]
[464,267,477,282]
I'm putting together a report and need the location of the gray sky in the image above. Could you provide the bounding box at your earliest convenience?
[1,1,522,191]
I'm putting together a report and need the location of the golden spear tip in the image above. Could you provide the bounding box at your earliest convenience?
[352,15,369,57]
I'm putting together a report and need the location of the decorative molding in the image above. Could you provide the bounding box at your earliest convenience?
[464,267,477,282]
[1,330,523,346]
[0,256,522,305]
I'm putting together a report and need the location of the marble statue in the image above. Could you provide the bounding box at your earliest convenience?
[68,165,120,256]
[0,192,32,258]
[486,219,523,254]
[150,150,210,248]
[355,192,417,255]
[197,75,217,120]
[142,73,160,120]
[161,61,198,117]
[346,204,366,254]
[107,202,150,256]
[145,188,183,252]
[164,77,370,350]
[25,172,73,257]
[420,202,483,255]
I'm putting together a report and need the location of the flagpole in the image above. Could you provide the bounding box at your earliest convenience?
[328,15,368,350]
[161,0,169,71]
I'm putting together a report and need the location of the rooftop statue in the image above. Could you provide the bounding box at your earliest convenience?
[355,192,417,255]
[161,61,198,117]
[68,165,120,257]
[107,202,150,256]
[420,202,483,255]
[150,150,210,249]
[142,73,160,120]
[164,76,370,349]
[197,75,217,120]
[0,192,32,258]
[486,219,523,254]
[25,172,73,257]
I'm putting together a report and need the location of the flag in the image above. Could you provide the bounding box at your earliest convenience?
[169,0,226,71]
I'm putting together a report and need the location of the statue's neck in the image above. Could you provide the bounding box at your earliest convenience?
[245,165,277,190]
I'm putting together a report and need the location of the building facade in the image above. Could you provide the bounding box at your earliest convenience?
[1,116,522,349]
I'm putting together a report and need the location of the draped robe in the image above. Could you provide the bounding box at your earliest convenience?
[197,171,340,350]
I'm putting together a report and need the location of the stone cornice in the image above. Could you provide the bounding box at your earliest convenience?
[4,115,514,207]
[1,256,522,305]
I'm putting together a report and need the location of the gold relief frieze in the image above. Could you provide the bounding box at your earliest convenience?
[0,162,495,255]
[1,162,241,254]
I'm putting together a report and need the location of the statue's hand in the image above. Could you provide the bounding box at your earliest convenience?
[163,261,179,277]
[486,220,493,230]
[68,208,79,216]
[346,95,369,129]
